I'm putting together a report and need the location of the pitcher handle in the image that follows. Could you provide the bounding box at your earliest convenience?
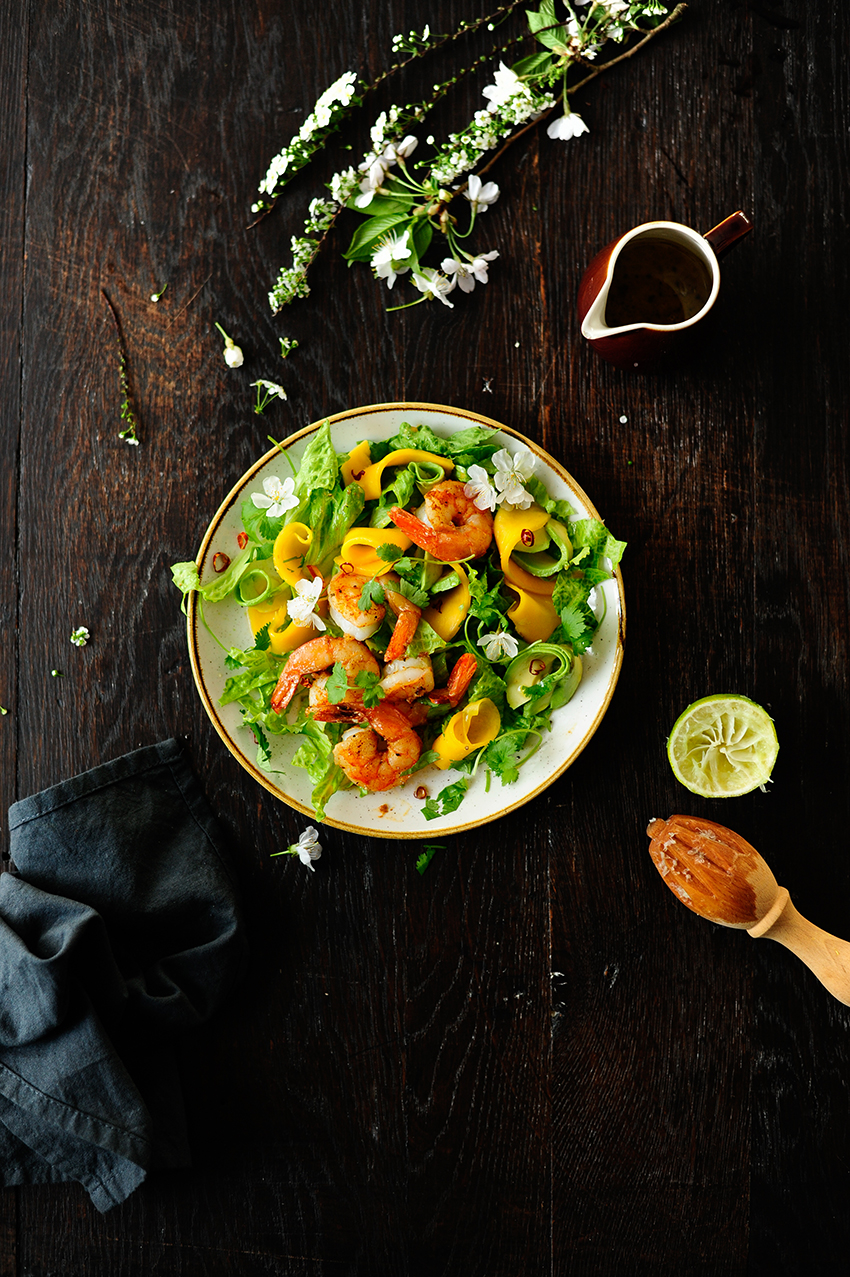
[703,211,753,257]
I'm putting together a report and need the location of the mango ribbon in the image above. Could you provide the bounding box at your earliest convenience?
[335,526,413,578]
[273,522,313,587]
[493,505,556,597]
[432,698,501,770]
[340,439,372,485]
[423,562,470,641]
[355,449,454,501]
[506,585,560,643]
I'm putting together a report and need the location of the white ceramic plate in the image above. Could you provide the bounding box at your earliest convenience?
[188,403,625,838]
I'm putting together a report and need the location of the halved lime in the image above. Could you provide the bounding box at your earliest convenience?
[666,694,779,797]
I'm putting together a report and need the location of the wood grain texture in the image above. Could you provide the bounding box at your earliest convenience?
[3,0,850,1273]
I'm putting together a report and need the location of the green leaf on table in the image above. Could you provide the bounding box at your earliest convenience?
[410,217,433,267]
[416,843,445,874]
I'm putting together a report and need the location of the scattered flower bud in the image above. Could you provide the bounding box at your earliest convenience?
[215,323,244,368]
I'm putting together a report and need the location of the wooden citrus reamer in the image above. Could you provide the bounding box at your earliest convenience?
[647,814,850,1005]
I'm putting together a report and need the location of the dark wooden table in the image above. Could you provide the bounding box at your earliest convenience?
[2,0,849,1272]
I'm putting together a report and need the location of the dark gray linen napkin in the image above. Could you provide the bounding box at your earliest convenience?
[0,738,248,1211]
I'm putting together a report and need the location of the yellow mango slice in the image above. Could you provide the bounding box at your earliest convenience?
[494,505,556,597]
[423,562,470,641]
[247,594,286,638]
[273,523,313,587]
[356,449,454,500]
[335,526,413,577]
[340,439,372,485]
[266,599,329,656]
[432,698,501,770]
[506,586,559,643]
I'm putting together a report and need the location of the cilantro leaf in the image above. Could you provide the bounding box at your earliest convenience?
[422,779,469,820]
[416,843,445,874]
[376,541,408,563]
[359,578,386,610]
[354,669,385,708]
[466,564,511,629]
[325,661,349,704]
[482,735,522,785]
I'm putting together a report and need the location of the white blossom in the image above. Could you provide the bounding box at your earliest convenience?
[547,111,591,142]
[412,268,456,307]
[372,229,413,289]
[464,465,498,512]
[291,826,323,869]
[70,626,90,648]
[287,576,326,631]
[464,174,500,212]
[251,379,287,401]
[441,250,498,294]
[382,134,418,164]
[482,62,524,112]
[251,475,299,518]
[493,446,537,509]
[477,629,520,662]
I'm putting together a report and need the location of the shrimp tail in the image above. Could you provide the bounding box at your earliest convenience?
[383,588,421,662]
[428,652,478,707]
[271,666,301,714]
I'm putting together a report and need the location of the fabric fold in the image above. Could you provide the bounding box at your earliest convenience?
[0,738,248,1211]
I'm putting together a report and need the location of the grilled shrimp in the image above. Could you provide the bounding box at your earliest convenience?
[389,480,494,561]
[333,702,422,792]
[327,568,421,661]
[307,673,364,722]
[270,635,379,714]
[379,655,435,702]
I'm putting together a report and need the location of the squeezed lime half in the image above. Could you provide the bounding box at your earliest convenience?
[666,694,779,797]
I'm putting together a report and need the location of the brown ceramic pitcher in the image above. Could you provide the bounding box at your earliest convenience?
[576,212,753,371]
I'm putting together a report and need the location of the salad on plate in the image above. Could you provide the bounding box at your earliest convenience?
[173,417,625,824]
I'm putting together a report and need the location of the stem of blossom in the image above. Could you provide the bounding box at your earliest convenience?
[569,4,688,96]
[386,295,427,312]
[371,0,529,90]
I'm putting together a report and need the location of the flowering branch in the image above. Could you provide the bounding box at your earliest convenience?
[101,289,141,446]
[250,1,530,227]
[263,1,685,315]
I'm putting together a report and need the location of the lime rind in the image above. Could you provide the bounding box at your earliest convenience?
[666,693,779,798]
